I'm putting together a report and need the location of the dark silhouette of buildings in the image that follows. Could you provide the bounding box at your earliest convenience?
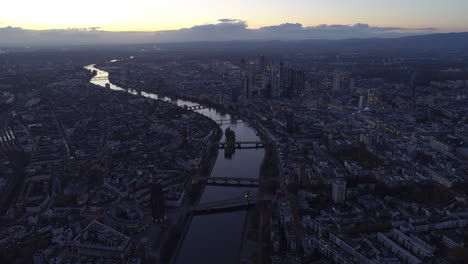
[150,183,166,222]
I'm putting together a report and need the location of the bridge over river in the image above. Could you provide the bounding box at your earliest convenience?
[91,76,109,81]
[218,141,265,149]
[194,176,260,187]
[193,191,271,215]
[183,104,208,110]
[215,119,245,125]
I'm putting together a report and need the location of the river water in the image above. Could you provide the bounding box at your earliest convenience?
[84,64,264,263]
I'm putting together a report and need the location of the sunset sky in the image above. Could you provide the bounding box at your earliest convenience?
[2,0,468,32]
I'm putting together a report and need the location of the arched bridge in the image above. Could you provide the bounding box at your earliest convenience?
[218,141,264,149]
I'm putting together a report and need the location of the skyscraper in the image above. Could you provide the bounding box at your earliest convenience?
[333,72,345,91]
[271,69,281,98]
[150,183,166,222]
[259,54,266,73]
[359,95,368,109]
[280,66,306,98]
[367,89,378,105]
[332,179,347,203]
[231,85,241,102]
[245,62,263,98]
[242,71,250,100]
[349,77,356,91]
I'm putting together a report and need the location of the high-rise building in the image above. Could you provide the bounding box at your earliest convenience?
[332,179,347,203]
[33,251,45,264]
[231,85,241,102]
[150,183,165,222]
[359,95,368,109]
[259,54,266,73]
[271,69,281,98]
[246,62,262,98]
[280,64,306,98]
[367,89,378,105]
[349,77,356,91]
[240,58,247,72]
[242,73,250,100]
[410,71,416,110]
[333,72,345,91]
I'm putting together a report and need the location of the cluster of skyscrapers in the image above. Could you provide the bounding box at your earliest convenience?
[239,55,306,100]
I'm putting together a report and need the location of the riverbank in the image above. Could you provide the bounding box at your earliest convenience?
[237,121,280,263]
[161,119,223,264]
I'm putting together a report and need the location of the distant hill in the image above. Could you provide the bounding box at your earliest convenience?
[156,32,468,55]
[318,32,468,51]
[3,32,468,56]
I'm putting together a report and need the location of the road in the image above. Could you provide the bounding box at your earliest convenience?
[257,120,306,255]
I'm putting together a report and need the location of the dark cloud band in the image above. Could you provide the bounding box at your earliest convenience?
[0,20,438,46]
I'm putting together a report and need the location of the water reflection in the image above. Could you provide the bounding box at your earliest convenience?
[175,211,246,264]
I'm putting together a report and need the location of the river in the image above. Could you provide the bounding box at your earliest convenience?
[84,63,264,263]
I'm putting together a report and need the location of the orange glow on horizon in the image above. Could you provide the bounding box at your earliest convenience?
[1,0,467,33]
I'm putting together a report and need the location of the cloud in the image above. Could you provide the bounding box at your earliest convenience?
[217,18,244,24]
[155,21,438,42]
[416,27,438,31]
[0,26,157,46]
[260,23,303,31]
[0,20,439,46]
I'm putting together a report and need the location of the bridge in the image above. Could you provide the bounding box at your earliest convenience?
[193,191,268,214]
[194,177,260,187]
[92,76,109,81]
[218,141,264,149]
[184,105,207,111]
[215,119,245,125]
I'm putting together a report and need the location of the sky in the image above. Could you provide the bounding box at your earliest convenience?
[0,0,467,45]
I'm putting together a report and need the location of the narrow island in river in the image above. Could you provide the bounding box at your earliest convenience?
[224,127,236,158]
